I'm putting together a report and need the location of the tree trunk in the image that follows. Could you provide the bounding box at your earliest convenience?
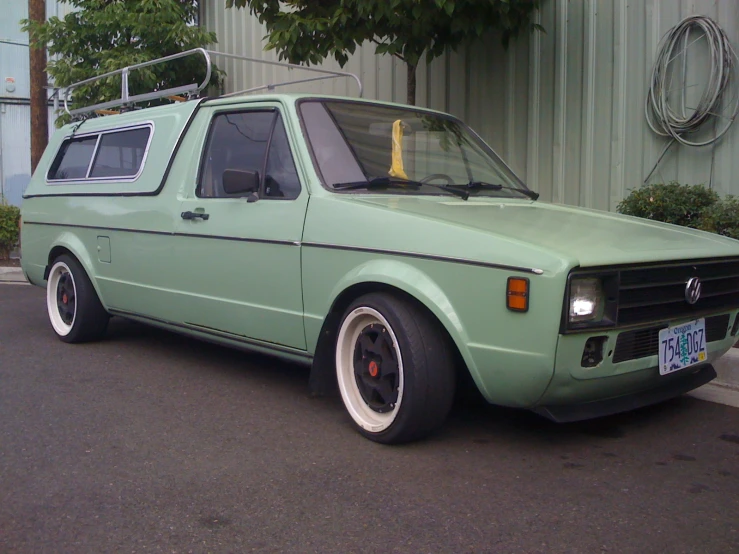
[28,0,49,174]
[406,61,417,106]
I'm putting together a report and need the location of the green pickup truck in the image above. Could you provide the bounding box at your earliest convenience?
[21,51,739,443]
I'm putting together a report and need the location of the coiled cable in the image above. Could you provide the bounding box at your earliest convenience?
[644,15,739,183]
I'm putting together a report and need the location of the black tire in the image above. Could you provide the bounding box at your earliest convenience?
[334,292,456,444]
[46,254,109,343]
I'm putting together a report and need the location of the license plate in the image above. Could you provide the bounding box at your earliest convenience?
[658,319,707,376]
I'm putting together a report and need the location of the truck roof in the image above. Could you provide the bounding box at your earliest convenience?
[58,92,451,136]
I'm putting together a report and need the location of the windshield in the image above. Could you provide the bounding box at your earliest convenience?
[298,100,532,198]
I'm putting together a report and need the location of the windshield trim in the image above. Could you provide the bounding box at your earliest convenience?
[295,97,533,197]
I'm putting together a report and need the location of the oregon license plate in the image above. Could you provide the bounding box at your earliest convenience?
[658,319,707,376]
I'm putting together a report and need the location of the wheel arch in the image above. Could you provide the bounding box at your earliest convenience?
[45,234,106,308]
[308,262,478,398]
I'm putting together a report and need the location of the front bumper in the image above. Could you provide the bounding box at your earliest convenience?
[533,363,716,422]
[531,311,738,421]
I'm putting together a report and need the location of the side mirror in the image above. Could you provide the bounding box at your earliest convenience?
[222,169,260,195]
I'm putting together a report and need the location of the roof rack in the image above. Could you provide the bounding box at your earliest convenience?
[63,48,364,117]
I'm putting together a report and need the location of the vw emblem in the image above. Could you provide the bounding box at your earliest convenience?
[685,277,702,305]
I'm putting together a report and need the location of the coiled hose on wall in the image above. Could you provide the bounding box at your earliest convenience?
[644,15,739,184]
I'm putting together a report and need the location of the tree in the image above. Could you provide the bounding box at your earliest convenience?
[22,0,221,125]
[227,0,542,105]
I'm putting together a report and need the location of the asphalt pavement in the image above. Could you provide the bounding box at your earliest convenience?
[1,285,738,553]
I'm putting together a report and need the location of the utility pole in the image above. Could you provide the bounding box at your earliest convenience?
[28,0,48,174]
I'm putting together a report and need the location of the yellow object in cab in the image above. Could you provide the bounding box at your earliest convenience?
[388,119,409,180]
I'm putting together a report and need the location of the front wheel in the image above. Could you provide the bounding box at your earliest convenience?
[46,255,109,343]
[335,293,456,444]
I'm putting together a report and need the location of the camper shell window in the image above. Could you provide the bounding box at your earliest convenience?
[47,124,153,182]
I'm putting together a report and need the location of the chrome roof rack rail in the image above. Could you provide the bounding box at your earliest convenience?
[206,51,363,98]
[64,48,212,116]
[63,48,363,118]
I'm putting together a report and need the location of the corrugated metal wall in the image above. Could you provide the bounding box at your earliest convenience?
[0,105,56,205]
[204,0,739,211]
[528,0,739,210]
[0,0,73,205]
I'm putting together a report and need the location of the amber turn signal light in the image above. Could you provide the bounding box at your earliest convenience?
[507,277,529,312]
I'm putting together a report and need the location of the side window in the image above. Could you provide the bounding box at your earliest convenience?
[89,127,150,178]
[198,110,301,200]
[198,111,273,198]
[264,115,300,199]
[47,136,97,180]
[47,125,152,181]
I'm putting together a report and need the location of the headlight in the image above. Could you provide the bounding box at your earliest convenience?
[569,278,604,323]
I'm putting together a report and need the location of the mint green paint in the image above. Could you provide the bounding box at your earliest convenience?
[21,93,739,414]
[541,319,739,407]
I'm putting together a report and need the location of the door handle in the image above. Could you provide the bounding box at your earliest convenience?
[181,211,210,221]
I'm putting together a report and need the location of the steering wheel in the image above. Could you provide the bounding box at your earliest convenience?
[419,173,455,185]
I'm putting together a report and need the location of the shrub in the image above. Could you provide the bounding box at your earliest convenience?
[0,201,21,260]
[699,196,739,240]
[617,182,720,228]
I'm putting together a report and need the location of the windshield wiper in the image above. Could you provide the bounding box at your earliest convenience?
[463,181,540,200]
[333,177,469,200]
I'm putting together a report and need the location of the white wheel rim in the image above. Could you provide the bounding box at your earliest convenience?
[335,306,404,433]
[46,261,77,336]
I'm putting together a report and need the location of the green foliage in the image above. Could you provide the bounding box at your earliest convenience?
[228,0,542,103]
[22,0,222,126]
[0,202,21,260]
[699,196,739,240]
[617,182,720,229]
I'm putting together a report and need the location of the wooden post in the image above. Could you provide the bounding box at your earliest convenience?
[28,0,48,174]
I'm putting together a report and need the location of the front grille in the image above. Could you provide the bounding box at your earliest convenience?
[612,314,730,363]
[617,258,739,326]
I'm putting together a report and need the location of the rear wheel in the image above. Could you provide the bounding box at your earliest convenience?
[335,293,455,444]
[46,255,109,343]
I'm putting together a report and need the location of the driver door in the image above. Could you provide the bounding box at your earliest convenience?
[170,105,308,350]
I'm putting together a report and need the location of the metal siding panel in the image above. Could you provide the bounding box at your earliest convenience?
[376,54,394,103]
[641,0,662,190]
[564,0,584,207]
[712,0,739,196]
[505,43,517,163]
[673,1,712,186]
[659,0,688,187]
[552,0,569,204]
[359,44,377,100]
[425,55,447,112]
[486,36,509,158]
[526,8,543,192]
[623,1,649,195]
[466,43,488,147]
[579,0,597,209]
[609,0,629,211]
[0,103,31,206]
[447,49,467,122]
[2,0,29,43]
[534,0,557,203]
[593,0,615,212]
[466,34,509,159]
[393,58,407,104]
[510,36,530,179]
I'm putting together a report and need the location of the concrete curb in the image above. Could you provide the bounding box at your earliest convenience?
[0,267,27,284]
[689,348,739,408]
